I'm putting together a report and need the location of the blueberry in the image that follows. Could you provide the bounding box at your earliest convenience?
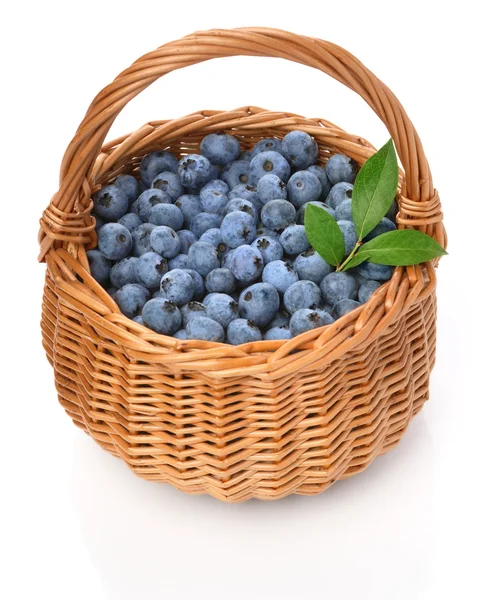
[114,174,139,203]
[110,256,139,288]
[180,301,207,327]
[117,212,143,232]
[205,293,239,328]
[238,150,253,161]
[176,229,198,254]
[159,269,194,306]
[132,315,144,325]
[182,269,205,300]
[136,252,168,289]
[131,223,156,256]
[200,187,229,214]
[279,225,310,255]
[283,280,321,314]
[261,200,296,231]
[294,248,333,284]
[178,154,212,190]
[205,268,236,294]
[320,272,358,306]
[357,262,394,282]
[335,198,353,221]
[287,170,323,209]
[199,227,227,251]
[150,226,180,258]
[140,151,178,186]
[190,212,223,238]
[227,318,262,345]
[221,248,236,269]
[221,211,256,248]
[238,282,279,327]
[93,184,129,221]
[175,194,202,227]
[115,283,150,318]
[296,202,335,225]
[264,326,293,341]
[200,133,240,166]
[152,171,185,199]
[94,215,105,232]
[251,236,283,265]
[230,245,263,284]
[87,250,111,286]
[364,217,396,241]
[332,299,362,319]
[282,131,318,170]
[187,241,220,276]
[256,174,287,204]
[137,189,172,222]
[262,260,299,294]
[268,311,291,330]
[208,164,222,181]
[221,160,251,189]
[141,297,182,334]
[173,329,187,340]
[358,280,381,303]
[307,165,332,199]
[338,220,358,255]
[222,198,258,224]
[148,203,184,230]
[228,184,262,211]
[98,223,132,260]
[252,137,285,157]
[255,227,279,240]
[289,308,334,336]
[186,316,225,342]
[130,199,140,215]
[201,178,229,194]
[249,151,291,185]
[326,154,357,185]
[326,182,354,210]
[168,254,189,270]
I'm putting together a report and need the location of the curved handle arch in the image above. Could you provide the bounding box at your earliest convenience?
[39,27,443,260]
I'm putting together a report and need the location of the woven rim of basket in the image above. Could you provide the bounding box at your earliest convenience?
[42,106,437,375]
[38,28,446,375]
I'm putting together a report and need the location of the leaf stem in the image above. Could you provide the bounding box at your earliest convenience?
[337,240,363,272]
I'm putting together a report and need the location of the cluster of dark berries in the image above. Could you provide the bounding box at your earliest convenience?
[88,130,396,344]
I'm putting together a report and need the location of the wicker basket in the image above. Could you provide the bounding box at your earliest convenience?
[39,28,446,502]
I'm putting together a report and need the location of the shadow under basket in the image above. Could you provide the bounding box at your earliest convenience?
[38,28,446,502]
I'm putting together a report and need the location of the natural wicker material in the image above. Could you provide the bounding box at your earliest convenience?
[39,28,446,502]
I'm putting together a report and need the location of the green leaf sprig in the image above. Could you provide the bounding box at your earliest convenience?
[304,139,447,271]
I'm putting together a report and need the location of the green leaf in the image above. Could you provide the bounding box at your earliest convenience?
[304,204,345,267]
[342,229,447,269]
[352,139,399,240]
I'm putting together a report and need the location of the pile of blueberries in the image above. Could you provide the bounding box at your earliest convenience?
[88,130,396,344]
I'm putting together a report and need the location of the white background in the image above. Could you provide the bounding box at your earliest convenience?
[2,1,483,598]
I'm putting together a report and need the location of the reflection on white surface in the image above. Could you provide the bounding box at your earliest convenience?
[71,415,435,599]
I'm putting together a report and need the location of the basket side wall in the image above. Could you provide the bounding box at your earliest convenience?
[41,272,437,502]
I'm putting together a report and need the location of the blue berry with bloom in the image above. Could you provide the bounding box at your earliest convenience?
[257,174,287,204]
[152,171,185,199]
[227,318,262,345]
[110,256,139,288]
[115,284,150,318]
[141,297,182,335]
[87,250,111,286]
[282,130,318,170]
[114,174,139,203]
[150,226,180,258]
[140,151,178,186]
[287,170,323,209]
[221,160,251,189]
[248,151,291,185]
[200,133,240,166]
[238,282,280,327]
[326,154,357,185]
[261,200,296,231]
[230,245,263,284]
[98,223,132,260]
[93,184,129,221]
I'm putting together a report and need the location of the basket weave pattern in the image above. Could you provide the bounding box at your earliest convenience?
[39,29,445,501]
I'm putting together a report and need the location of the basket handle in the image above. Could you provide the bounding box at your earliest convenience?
[38,27,445,261]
